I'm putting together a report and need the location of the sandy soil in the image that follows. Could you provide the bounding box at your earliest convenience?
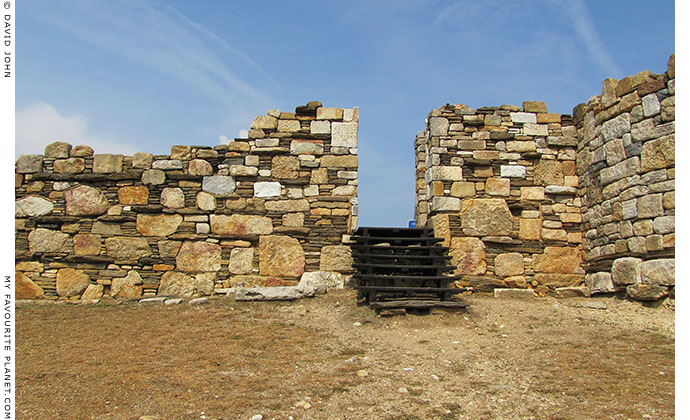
[16,290,674,420]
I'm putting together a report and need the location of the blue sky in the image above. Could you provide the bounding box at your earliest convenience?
[17,0,675,227]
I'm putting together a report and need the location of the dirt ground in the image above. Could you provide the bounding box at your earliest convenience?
[16,290,674,420]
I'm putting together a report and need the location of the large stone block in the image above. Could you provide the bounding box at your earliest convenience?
[176,241,222,272]
[251,115,278,130]
[319,245,353,272]
[111,270,144,299]
[160,187,185,208]
[264,199,310,212]
[640,259,674,286]
[28,228,70,253]
[93,154,124,173]
[188,159,213,176]
[118,186,149,205]
[585,272,615,293]
[450,237,486,275]
[626,283,668,301]
[332,122,358,147]
[53,158,85,173]
[431,197,461,212]
[600,157,640,185]
[196,192,216,211]
[637,194,663,219]
[494,253,524,277]
[485,178,510,196]
[16,272,44,299]
[534,160,563,186]
[602,113,631,141]
[56,268,90,297]
[290,140,324,155]
[228,248,254,275]
[158,240,182,258]
[533,246,582,274]
[73,233,101,256]
[450,182,475,197]
[142,169,166,185]
[71,145,94,157]
[136,214,183,237]
[460,198,513,236]
[15,196,54,218]
[500,165,526,178]
[158,271,196,297]
[534,273,584,288]
[202,176,236,196]
[523,123,548,136]
[510,112,537,124]
[210,214,273,235]
[299,271,344,293]
[259,235,305,277]
[641,135,674,172]
[105,237,151,262]
[132,152,153,169]
[45,142,71,158]
[254,181,282,197]
[271,156,300,179]
[520,187,544,201]
[65,185,109,216]
[430,166,463,181]
[16,155,43,173]
[519,218,541,240]
[429,117,449,136]
[320,155,358,168]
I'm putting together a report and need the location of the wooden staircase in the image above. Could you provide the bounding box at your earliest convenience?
[350,227,467,311]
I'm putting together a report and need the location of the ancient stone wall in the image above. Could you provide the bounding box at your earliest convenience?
[414,102,584,295]
[15,102,359,300]
[415,54,675,300]
[573,54,675,301]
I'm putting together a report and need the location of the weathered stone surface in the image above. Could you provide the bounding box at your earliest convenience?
[45,142,71,158]
[277,119,301,132]
[319,245,353,272]
[56,268,90,297]
[16,272,44,299]
[653,216,674,234]
[118,186,149,205]
[637,194,663,219]
[15,196,54,217]
[450,237,486,275]
[195,273,216,296]
[310,120,331,134]
[282,212,305,227]
[271,156,300,179]
[92,221,121,235]
[298,271,344,294]
[519,218,541,240]
[234,285,315,301]
[510,112,537,124]
[506,141,536,152]
[132,152,153,169]
[259,235,305,277]
[460,199,513,236]
[73,233,101,256]
[586,272,615,293]
[600,157,640,185]
[533,247,582,274]
[80,284,104,301]
[523,123,548,136]
[520,187,544,201]
[65,185,109,216]
[228,248,254,275]
[429,117,449,136]
[555,287,591,298]
[158,271,196,297]
[602,113,631,141]
[264,199,310,212]
[534,273,584,288]
[93,154,124,173]
[196,192,216,211]
[494,253,524,277]
[176,241,222,272]
[53,158,85,173]
[642,94,660,117]
[188,159,213,176]
[160,187,185,208]
[28,228,69,253]
[544,186,576,195]
[432,197,461,212]
[494,288,534,299]
[430,166,463,181]
[210,214,273,235]
[110,270,144,299]
[320,155,358,168]
[202,176,236,196]
[316,107,344,120]
[251,115,278,130]
[534,160,563,186]
[500,165,526,178]
[16,155,43,173]
[450,181,475,197]
[136,214,183,236]
[485,178,510,196]
[254,181,282,198]
[523,101,547,113]
[152,160,184,170]
[290,140,324,155]
[626,283,668,301]
[229,165,259,177]
[158,240,182,258]
[142,169,166,185]
[640,259,674,286]
[105,237,151,261]
[15,262,43,273]
[641,135,674,172]
[332,122,358,147]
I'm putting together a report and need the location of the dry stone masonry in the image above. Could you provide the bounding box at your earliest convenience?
[15,101,358,301]
[415,54,675,301]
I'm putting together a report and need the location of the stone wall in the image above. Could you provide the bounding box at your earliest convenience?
[574,54,675,301]
[414,102,584,295]
[415,54,675,300]
[15,101,359,300]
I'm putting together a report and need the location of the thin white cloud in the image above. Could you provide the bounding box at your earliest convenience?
[554,0,622,77]
[25,0,280,106]
[16,102,137,157]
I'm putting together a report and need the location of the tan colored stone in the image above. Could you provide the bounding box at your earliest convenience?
[485,178,510,196]
[228,248,254,275]
[460,199,513,236]
[264,199,310,212]
[523,101,548,113]
[559,213,582,223]
[259,235,305,277]
[158,240,182,258]
[153,264,175,271]
[136,214,183,236]
[533,246,582,274]
[15,261,43,273]
[541,228,567,241]
[196,191,216,211]
[319,245,353,272]
[93,154,124,173]
[450,237,486,275]
[111,270,144,299]
[321,155,358,168]
[158,271,196,297]
[430,214,451,247]
[161,187,185,208]
[170,145,191,160]
[118,186,149,205]
[73,233,101,256]
[188,159,213,176]
[53,158,85,173]
[534,273,584,288]
[282,213,305,227]
[45,142,71,158]
[520,187,544,201]
[310,168,329,184]
[473,167,493,178]
[70,145,94,157]
[56,268,90,297]
[210,214,273,236]
[450,182,475,198]
[176,241,222,272]
[65,185,109,216]
[537,113,561,123]
[28,228,70,253]
[534,160,564,186]
[16,272,44,299]
[271,156,300,179]
[495,253,524,277]
[641,135,674,172]
[80,284,104,300]
[105,237,152,262]
[506,141,536,152]
[132,152,153,168]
